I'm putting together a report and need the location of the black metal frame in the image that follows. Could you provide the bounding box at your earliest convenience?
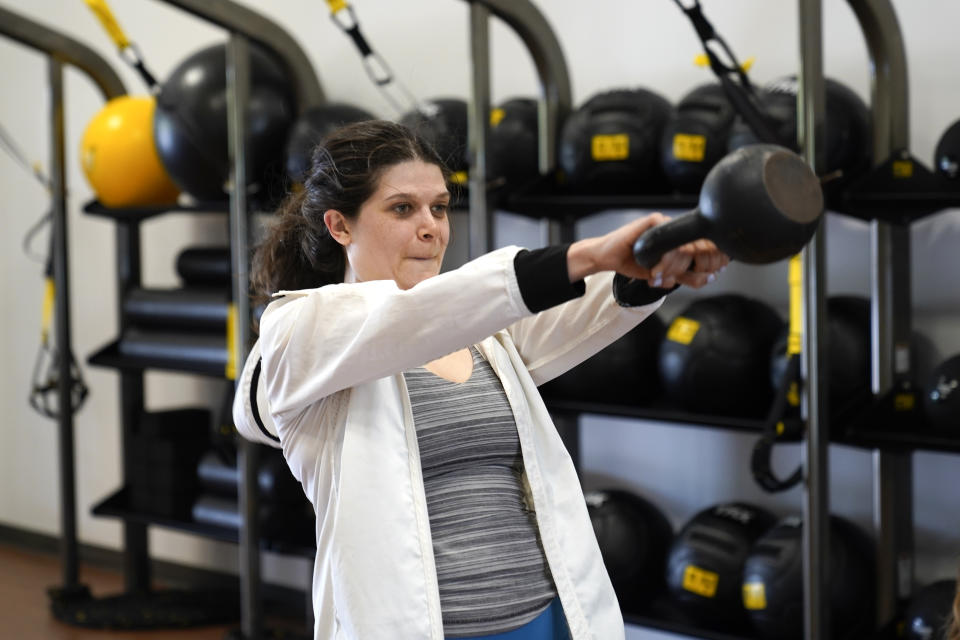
[0,3,126,595]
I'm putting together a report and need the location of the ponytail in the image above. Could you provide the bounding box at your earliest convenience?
[250,188,345,310]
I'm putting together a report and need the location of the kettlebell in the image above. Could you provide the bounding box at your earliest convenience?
[634,144,823,268]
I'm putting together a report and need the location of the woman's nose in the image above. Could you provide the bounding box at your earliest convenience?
[417,207,439,239]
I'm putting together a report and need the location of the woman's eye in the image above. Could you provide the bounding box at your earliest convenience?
[393,203,411,214]
[432,203,449,216]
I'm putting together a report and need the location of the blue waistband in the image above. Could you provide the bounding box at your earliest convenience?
[446,597,568,640]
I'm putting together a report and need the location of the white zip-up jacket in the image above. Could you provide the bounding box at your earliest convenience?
[233,246,664,639]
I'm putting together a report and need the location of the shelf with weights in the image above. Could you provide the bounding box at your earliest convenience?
[83,197,230,222]
[88,405,316,559]
[543,397,768,435]
[87,335,229,378]
[91,486,317,559]
[82,195,286,223]
[500,172,699,221]
[832,149,960,224]
[834,382,960,456]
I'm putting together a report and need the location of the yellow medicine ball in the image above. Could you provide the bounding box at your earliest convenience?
[80,95,180,208]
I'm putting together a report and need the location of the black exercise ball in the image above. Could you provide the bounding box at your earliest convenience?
[153,42,296,202]
[665,502,777,631]
[935,119,960,179]
[285,103,375,184]
[923,354,960,432]
[488,97,540,190]
[559,87,673,193]
[741,515,875,640]
[585,488,674,613]
[659,83,736,194]
[902,579,957,640]
[728,76,872,186]
[400,97,469,179]
[538,312,666,406]
[769,296,871,423]
[659,294,784,417]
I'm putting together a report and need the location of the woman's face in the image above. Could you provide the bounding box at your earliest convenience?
[337,160,450,290]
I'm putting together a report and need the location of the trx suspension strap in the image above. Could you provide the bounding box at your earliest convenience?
[83,0,159,91]
[669,0,783,147]
[0,119,88,418]
[751,255,804,492]
[323,0,425,116]
[29,240,90,420]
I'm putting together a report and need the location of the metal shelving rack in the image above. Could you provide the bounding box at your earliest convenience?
[470,1,957,639]
[71,1,325,637]
[0,2,127,602]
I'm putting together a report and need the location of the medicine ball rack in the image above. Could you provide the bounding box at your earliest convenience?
[486,2,959,640]
[67,1,325,637]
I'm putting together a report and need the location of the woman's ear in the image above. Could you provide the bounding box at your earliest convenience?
[323,210,351,246]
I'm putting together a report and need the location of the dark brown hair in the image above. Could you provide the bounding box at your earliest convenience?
[251,119,448,309]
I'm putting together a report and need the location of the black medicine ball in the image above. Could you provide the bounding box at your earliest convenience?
[935,119,960,179]
[769,296,871,423]
[585,488,673,613]
[659,294,784,417]
[400,98,469,178]
[659,83,736,194]
[488,97,540,190]
[285,103,375,184]
[559,87,673,193]
[153,42,296,203]
[741,515,875,640]
[923,354,960,432]
[665,502,777,631]
[539,313,666,407]
[902,579,958,640]
[728,76,872,185]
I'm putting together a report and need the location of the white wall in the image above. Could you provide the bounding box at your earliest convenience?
[1,0,958,625]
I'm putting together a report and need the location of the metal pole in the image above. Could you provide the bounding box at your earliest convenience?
[458,0,573,175]
[798,1,829,639]
[0,6,125,100]
[226,33,262,638]
[870,223,915,622]
[48,56,79,590]
[468,3,493,258]
[846,0,916,624]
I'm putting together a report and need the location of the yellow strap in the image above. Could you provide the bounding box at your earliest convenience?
[84,0,131,50]
[41,277,55,344]
[225,303,237,380]
[326,0,350,15]
[693,53,754,73]
[787,254,802,356]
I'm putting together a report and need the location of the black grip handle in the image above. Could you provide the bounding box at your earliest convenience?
[632,210,708,269]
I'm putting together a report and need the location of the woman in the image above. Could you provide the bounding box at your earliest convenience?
[233,119,728,640]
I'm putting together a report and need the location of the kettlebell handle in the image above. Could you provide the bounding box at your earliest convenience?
[632,211,708,270]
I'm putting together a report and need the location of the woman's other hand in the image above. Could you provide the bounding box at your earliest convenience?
[567,212,729,288]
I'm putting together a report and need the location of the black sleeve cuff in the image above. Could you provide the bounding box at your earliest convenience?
[513,244,586,313]
[612,273,679,307]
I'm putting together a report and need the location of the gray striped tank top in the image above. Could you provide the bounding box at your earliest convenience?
[404,347,557,637]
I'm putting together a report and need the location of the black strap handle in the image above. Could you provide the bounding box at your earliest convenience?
[669,0,786,147]
[632,210,707,269]
[751,353,804,492]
